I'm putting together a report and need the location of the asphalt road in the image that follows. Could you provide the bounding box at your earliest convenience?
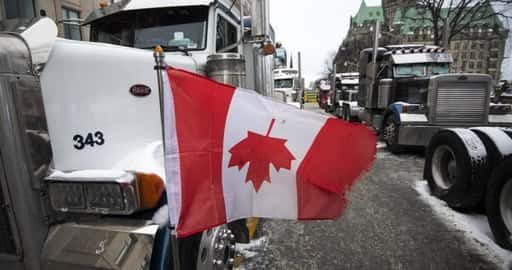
[239,103,503,270]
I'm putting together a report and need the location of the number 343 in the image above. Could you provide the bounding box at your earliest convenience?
[73,132,105,150]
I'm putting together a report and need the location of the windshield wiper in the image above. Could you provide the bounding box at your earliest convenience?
[139,45,190,56]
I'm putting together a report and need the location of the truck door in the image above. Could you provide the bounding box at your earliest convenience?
[0,31,51,270]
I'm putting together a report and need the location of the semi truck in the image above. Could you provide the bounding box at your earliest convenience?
[273,68,300,106]
[0,0,276,269]
[357,44,512,153]
[329,72,360,121]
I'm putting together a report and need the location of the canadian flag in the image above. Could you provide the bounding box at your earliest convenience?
[163,68,376,237]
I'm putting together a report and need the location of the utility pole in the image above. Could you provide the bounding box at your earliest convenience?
[298,51,304,110]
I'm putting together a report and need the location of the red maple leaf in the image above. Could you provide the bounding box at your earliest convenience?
[228,119,296,192]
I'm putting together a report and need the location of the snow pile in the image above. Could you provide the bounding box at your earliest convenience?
[234,237,269,270]
[415,181,512,268]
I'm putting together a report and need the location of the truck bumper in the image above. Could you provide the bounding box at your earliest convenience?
[41,220,159,270]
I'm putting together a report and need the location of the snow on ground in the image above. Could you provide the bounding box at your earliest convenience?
[415,181,512,269]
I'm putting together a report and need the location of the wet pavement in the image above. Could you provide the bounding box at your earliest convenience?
[238,103,503,270]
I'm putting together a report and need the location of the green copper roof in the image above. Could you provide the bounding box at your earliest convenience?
[352,0,384,25]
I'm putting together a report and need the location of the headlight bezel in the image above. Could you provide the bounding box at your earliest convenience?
[46,172,142,215]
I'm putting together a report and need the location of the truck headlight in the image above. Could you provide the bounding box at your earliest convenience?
[46,172,164,215]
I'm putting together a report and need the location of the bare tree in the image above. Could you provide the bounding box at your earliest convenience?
[322,50,338,76]
[414,0,512,45]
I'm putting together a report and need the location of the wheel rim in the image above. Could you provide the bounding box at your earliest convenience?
[383,118,396,145]
[499,179,512,233]
[196,226,236,270]
[431,145,457,190]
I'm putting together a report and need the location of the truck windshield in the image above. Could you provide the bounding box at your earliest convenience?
[275,79,294,89]
[90,6,208,51]
[395,63,450,78]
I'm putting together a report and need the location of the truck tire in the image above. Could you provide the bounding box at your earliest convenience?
[486,157,512,251]
[382,114,403,154]
[424,129,488,209]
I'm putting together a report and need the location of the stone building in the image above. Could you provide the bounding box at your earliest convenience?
[382,0,415,24]
[1,0,106,40]
[336,0,509,80]
[335,1,385,73]
[391,5,508,79]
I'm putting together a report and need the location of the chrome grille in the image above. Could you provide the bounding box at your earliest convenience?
[433,81,488,125]
[0,182,16,255]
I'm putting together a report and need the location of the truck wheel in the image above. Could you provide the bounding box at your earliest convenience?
[382,115,403,154]
[196,225,236,270]
[486,157,512,251]
[424,130,488,209]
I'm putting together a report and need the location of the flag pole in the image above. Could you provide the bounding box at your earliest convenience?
[153,45,181,270]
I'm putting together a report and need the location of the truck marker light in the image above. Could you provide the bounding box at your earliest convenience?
[136,173,165,209]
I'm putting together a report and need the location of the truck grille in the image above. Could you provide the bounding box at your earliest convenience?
[0,183,16,255]
[433,81,488,125]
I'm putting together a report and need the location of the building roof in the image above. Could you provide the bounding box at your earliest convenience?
[352,0,384,25]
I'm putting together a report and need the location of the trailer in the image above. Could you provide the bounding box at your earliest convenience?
[357,44,512,153]
[0,0,276,269]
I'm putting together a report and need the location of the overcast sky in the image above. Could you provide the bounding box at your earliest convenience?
[270,0,381,84]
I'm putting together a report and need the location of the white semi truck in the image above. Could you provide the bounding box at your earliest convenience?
[273,68,300,107]
[0,0,276,269]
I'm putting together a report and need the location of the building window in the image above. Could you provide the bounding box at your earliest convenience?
[480,43,485,49]
[479,51,484,59]
[462,43,468,50]
[3,0,35,19]
[470,52,475,59]
[61,7,82,40]
[471,43,477,49]
[469,62,475,69]
[216,14,238,52]
[477,62,483,69]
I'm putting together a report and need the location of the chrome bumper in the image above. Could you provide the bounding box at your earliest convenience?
[41,220,158,270]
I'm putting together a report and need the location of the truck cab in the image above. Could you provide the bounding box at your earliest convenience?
[0,1,275,269]
[357,45,512,152]
[315,78,331,109]
[273,68,300,106]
